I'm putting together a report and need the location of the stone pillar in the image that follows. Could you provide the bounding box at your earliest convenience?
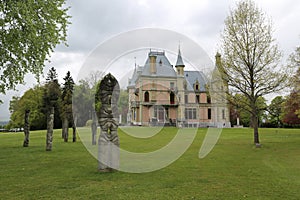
[91,111,97,145]
[23,109,30,147]
[46,107,54,151]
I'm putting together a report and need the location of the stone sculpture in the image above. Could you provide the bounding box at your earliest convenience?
[95,73,120,172]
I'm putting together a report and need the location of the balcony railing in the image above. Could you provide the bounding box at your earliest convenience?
[131,100,178,107]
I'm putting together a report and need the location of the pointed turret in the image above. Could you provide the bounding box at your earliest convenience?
[175,46,185,76]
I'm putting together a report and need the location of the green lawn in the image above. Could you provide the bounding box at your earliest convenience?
[0,128,299,199]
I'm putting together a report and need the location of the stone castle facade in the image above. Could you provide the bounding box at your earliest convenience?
[127,48,231,128]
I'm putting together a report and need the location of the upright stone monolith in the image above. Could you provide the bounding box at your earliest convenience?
[95,73,120,172]
[23,109,30,147]
[46,107,54,151]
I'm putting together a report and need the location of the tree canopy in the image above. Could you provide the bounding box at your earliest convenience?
[220,0,291,145]
[0,0,70,97]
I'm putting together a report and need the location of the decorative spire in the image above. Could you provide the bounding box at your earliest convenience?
[175,45,185,67]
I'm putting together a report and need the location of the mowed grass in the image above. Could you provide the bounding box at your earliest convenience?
[0,127,300,200]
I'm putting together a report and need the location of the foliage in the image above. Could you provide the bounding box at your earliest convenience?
[220,0,289,144]
[282,91,300,125]
[267,96,285,127]
[229,93,267,127]
[43,67,62,129]
[73,79,95,127]
[7,86,46,130]
[1,128,300,199]
[118,89,129,124]
[283,45,300,124]
[61,71,74,117]
[0,0,70,96]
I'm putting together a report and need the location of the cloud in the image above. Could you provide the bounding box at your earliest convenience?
[1,0,300,121]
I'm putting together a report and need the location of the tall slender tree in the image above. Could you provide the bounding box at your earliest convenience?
[220,0,291,146]
[61,71,75,142]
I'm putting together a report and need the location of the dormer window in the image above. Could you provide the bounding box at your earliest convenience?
[194,80,200,91]
[159,59,162,66]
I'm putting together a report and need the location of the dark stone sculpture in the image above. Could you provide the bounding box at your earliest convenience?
[95,73,120,172]
[23,109,30,147]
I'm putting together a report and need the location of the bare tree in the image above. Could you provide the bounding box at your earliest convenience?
[220,0,291,146]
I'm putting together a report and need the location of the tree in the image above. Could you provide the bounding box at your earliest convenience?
[220,0,290,146]
[229,94,267,127]
[61,71,76,142]
[268,96,285,127]
[282,45,300,125]
[73,80,95,127]
[44,67,61,151]
[282,92,300,126]
[0,1,70,99]
[7,86,46,130]
[118,89,129,124]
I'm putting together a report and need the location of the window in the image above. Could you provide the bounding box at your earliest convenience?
[195,84,199,90]
[208,108,211,120]
[154,106,165,122]
[185,95,188,104]
[144,91,149,102]
[170,82,174,90]
[196,95,200,103]
[222,109,225,119]
[207,96,211,104]
[185,108,197,119]
[170,92,175,104]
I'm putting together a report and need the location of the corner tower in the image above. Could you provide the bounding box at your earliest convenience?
[175,47,185,76]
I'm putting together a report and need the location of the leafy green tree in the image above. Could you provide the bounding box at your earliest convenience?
[73,80,94,127]
[61,71,76,142]
[118,89,129,124]
[220,0,290,145]
[267,96,285,127]
[8,86,46,130]
[229,94,266,127]
[0,0,70,99]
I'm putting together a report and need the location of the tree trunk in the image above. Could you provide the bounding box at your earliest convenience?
[62,117,69,142]
[23,109,30,147]
[252,113,260,145]
[46,107,54,151]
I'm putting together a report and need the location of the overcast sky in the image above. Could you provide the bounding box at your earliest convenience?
[1,0,300,121]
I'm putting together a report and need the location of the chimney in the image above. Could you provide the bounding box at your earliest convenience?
[149,55,156,74]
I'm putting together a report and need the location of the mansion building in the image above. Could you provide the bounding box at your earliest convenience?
[127,48,231,128]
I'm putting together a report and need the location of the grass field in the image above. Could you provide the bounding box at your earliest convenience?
[0,127,299,199]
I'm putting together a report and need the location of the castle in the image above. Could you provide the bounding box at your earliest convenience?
[127,48,231,128]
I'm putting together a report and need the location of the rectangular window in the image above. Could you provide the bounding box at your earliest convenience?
[207,96,211,104]
[208,108,211,120]
[185,95,188,104]
[185,108,197,119]
[196,95,200,103]
[222,109,225,119]
[170,82,174,90]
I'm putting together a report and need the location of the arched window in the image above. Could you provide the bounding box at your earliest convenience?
[144,91,149,102]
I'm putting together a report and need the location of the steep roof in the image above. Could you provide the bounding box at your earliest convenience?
[128,65,143,87]
[141,51,177,77]
[184,71,207,92]
[175,48,185,66]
